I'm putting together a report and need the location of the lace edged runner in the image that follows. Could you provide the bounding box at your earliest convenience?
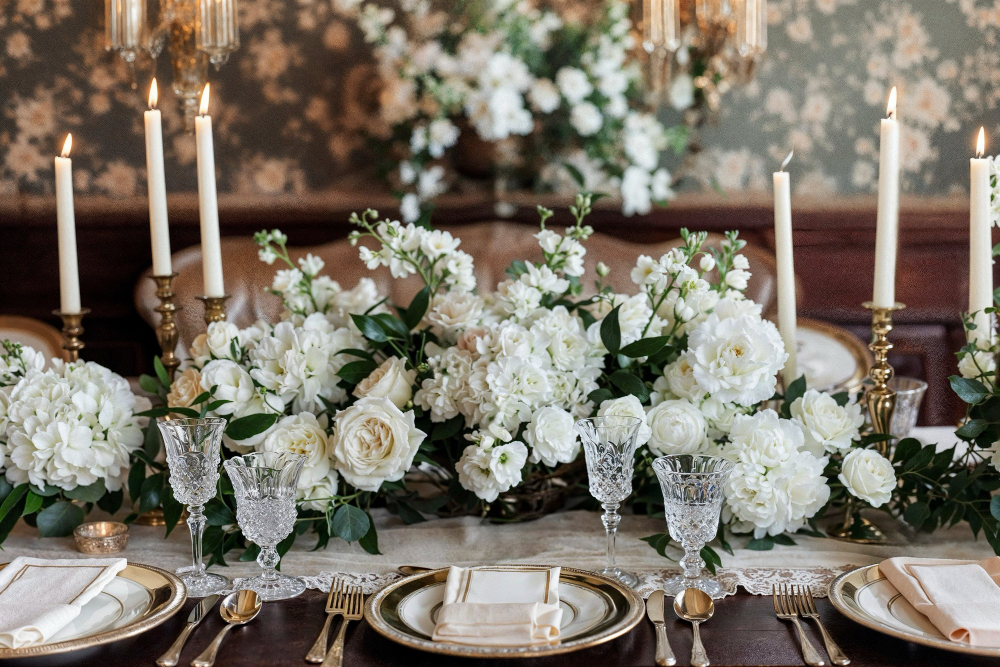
[233,565,863,598]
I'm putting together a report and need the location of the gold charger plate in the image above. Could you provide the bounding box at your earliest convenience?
[0,561,187,658]
[364,566,644,658]
[829,564,1000,657]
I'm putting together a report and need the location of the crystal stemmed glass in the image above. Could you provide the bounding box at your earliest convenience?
[653,454,734,598]
[158,417,232,597]
[224,451,306,601]
[576,415,642,588]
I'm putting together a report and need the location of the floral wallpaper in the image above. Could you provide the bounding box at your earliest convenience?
[1,0,998,197]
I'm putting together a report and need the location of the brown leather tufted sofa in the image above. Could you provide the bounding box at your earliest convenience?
[134,222,780,351]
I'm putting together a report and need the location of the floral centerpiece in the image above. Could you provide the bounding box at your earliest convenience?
[338,0,684,220]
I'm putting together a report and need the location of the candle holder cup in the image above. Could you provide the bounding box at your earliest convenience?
[53,308,90,363]
[197,294,230,327]
[151,274,182,381]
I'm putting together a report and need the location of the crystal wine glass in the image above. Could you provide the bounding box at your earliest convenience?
[576,415,642,588]
[653,454,734,598]
[158,417,232,597]
[224,451,306,601]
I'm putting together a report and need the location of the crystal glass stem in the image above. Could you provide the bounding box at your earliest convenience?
[187,504,207,577]
[680,541,705,581]
[258,545,280,583]
[602,502,622,574]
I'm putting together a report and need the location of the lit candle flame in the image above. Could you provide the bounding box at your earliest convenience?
[780,149,794,172]
[977,127,986,158]
[61,133,72,158]
[149,78,158,110]
[199,83,210,116]
[887,87,897,120]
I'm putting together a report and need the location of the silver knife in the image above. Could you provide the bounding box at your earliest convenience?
[155,594,221,667]
[646,590,676,667]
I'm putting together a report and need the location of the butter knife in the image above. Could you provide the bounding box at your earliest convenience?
[155,594,221,667]
[646,590,676,667]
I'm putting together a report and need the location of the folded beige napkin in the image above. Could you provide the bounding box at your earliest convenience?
[431,565,563,646]
[0,557,128,648]
[879,556,1000,646]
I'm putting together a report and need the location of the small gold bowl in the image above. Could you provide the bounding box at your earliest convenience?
[74,521,129,554]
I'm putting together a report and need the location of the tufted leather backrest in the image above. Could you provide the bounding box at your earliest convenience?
[135,222,779,351]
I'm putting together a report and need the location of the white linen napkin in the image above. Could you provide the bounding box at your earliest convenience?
[431,565,563,646]
[0,557,127,648]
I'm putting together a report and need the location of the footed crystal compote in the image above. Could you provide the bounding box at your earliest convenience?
[653,455,734,599]
[224,451,306,601]
[576,415,642,588]
[158,418,232,597]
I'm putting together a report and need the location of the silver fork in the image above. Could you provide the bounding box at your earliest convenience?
[794,586,850,665]
[321,584,363,667]
[773,584,826,667]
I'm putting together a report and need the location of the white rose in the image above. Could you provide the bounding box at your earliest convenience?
[687,314,786,406]
[726,410,803,468]
[790,389,863,456]
[838,448,896,508]
[556,66,593,104]
[646,399,707,456]
[661,357,706,402]
[260,413,333,491]
[204,321,242,360]
[331,396,426,492]
[598,395,652,446]
[200,360,257,417]
[352,357,416,409]
[701,397,743,438]
[167,367,203,409]
[524,407,579,467]
[299,471,340,512]
[569,102,602,136]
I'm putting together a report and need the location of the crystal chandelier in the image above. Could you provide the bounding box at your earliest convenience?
[105,0,239,131]
[642,0,766,114]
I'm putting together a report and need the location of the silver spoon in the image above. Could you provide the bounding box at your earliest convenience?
[191,590,262,667]
[673,588,714,667]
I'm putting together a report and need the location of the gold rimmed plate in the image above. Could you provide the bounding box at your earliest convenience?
[829,564,1000,657]
[364,566,644,658]
[0,562,187,658]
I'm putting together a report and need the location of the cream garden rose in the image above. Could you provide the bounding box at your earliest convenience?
[838,449,896,508]
[260,413,334,495]
[167,367,202,409]
[790,389,864,456]
[331,396,426,491]
[645,399,707,456]
[352,357,417,409]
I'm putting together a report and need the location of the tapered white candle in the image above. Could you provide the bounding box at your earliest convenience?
[54,134,81,314]
[144,79,172,276]
[774,150,797,385]
[194,84,225,297]
[873,87,900,308]
[970,127,993,343]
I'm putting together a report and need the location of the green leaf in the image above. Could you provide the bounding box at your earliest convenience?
[904,501,930,528]
[239,543,262,562]
[201,526,225,559]
[144,422,162,458]
[225,413,278,441]
[893,438,921,463]
[64,480,107,503]
[991,496,1000,522]
[950,376,991,405]
[338,348,375,362]
[772,533,796,546]
[128,461,146,504]
[351,314,389,343]
[337,359,379,385]
[609,370,650,403]
[138,474,164,515]
[904,445,936,472]
[957,419,990,439]
[28,483,60,497]
[746,536,775,551]
[359,514,381,555]
[139,374,160,394]
[0,485,28,521]
[204,502,235,526]
[430,416,464,442]
[97,489,123,516]
[700,546,722,574]
[404,286,431,331]
[22,490,43,517]
[154,356,171,388]
[505,260,529,280]
[600,306,622,355]
[393,499,427,525]
[587,388,615,406]
[831,391,850,407]
[36,501,85,537]
[373,313,411,339]
[618,336,671,359]
[161,488,184,538]
[784,376,807,406]
[332,504,370,543]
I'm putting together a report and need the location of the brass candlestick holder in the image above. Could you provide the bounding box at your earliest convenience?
[53,308,90,362]
[197,294,230,326]
[151,274,182,381]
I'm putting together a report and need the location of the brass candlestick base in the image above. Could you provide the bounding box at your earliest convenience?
[863,301,905,457]
[151,274,182,382]
[828,515,887,544]
[53,308,90,362]
[197,294,230,326]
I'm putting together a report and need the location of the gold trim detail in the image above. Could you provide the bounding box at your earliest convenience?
[797,317,872,394]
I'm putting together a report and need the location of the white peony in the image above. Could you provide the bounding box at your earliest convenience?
[331,396,426,492]
[645,399,706,456]
[260,413,334,497]
[424,292,484,342]
[838,448,896,508]
[790,390,863,456]
[598,395,651,446]
[524,407,579,467]
[352,357,416,409]
[660,357,706,402]
[686,314,787,406]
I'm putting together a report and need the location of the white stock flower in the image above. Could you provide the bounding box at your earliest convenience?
[524,406,579,467]
[331,397,426,491]
[556,67,593,104]
[400,193,421,223]
[790,390,864,456]
[521,263,570,294]
[687,314,786,406]
[457,444,501,501]
[352,356,417,409]
[598,395,651,446]
[645,399,706,456]
[621,166,652,216]
[959,346,996,384]
[838,449,896,508]
[495,279,543,319]
[260,413,334,496]
[427,118,459,158]
[490,440,528,488]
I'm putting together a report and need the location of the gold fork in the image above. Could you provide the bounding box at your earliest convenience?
[793,585,850,666]
[305,578,345,663]
[321,584,363,667]
[773,584,826,667]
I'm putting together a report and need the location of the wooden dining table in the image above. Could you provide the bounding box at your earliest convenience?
[1,588,995,667]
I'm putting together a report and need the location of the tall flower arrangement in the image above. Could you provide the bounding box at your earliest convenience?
[340,0,684,220]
